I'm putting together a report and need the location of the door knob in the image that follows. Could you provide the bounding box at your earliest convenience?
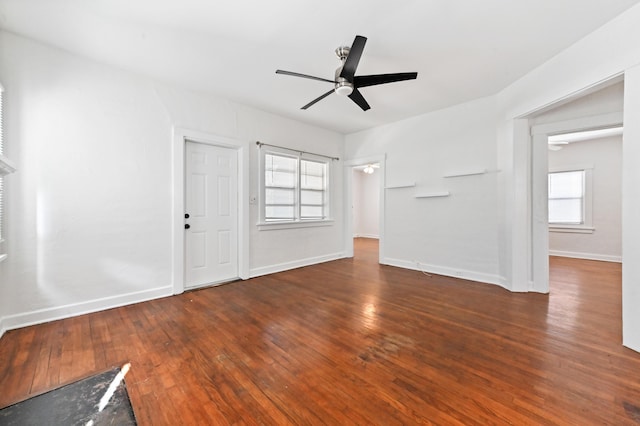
[185,213,190,219]
[185,224,190,229]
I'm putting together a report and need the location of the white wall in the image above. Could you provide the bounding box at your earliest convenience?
[346,96,502,286]
[0,31,174,335]
[622,64,640,352]
[531,82,625,125]
[0,30,344,335]
[548,136,622,262]
[352,169,379,239]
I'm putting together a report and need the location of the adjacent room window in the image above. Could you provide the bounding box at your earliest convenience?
[261,148,330,225]
[548,167,593,232]
[548,170,584,224]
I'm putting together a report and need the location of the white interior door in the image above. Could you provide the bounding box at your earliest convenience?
[185,141,238,289]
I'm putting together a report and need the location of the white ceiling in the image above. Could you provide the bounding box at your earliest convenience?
[1,0,639,134]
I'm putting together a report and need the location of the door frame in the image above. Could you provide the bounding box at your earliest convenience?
[343,155,386,263]
[528,112,623,293]
[172,127,249,294]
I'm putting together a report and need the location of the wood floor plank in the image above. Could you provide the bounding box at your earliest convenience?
[1,239,639,425]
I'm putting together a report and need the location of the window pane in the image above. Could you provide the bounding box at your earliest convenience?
[301,160,325,190]
[549,171,583,198]
[548,170,585,224]
[549,199,583,224]
[266,154,296,188]
[266,188,294,204]
[301,160,325,176]
[266,171,295,188]
[266,206,295,221]
[301,206,324,219]
[301,190,323,205]
[301,176,324,190]
[266,154,296,172]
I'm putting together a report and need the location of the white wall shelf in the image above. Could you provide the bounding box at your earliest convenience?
[385,182,416,189]
[0,154,16,176]
[443,168,487,178]
[415,191,450,199]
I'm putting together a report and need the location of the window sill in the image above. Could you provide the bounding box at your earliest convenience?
[257,219,334,231]
[549,225,595,234]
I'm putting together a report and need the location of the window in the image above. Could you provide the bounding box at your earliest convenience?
[548,170,584,224]
[548,167,593,233]
[264,153,297,221]
[260,148,330,226]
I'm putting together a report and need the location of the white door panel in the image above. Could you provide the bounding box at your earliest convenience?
[185,141,238,288]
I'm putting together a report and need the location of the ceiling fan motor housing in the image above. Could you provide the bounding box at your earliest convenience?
[335,46,350,60]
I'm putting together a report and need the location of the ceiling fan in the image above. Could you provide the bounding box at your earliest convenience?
[276,35,418,111]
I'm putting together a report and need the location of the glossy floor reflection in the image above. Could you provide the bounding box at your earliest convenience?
[0,238,638,425]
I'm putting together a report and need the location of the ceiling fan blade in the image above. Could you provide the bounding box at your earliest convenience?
[354,72,418,88]
[348,88,370,111]
[340,35,367,82]
[276,70,335,84]
[301,89,335,110]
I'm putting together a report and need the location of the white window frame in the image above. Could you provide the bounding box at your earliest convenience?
[548,164,594,234]
[258,146,333,230]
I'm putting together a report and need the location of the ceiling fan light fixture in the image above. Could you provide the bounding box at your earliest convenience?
[335,80,354,96]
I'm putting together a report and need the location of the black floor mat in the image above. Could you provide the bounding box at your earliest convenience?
[0,366,136,426]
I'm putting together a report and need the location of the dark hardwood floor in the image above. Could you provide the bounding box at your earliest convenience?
[1,238,639,424]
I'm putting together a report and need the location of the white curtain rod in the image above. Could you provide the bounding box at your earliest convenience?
[255,141,339,161]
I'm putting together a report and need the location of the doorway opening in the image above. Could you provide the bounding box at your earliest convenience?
[527,78,624,294]
[343,156,385,263]
[352,162,380,260]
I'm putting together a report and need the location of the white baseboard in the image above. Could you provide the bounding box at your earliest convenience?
[0,285,173,337]
[549,250,622,263]
[250,252,345,278]
[381,257,507,289]
[353,234,379,239]
[623,340,640,354]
